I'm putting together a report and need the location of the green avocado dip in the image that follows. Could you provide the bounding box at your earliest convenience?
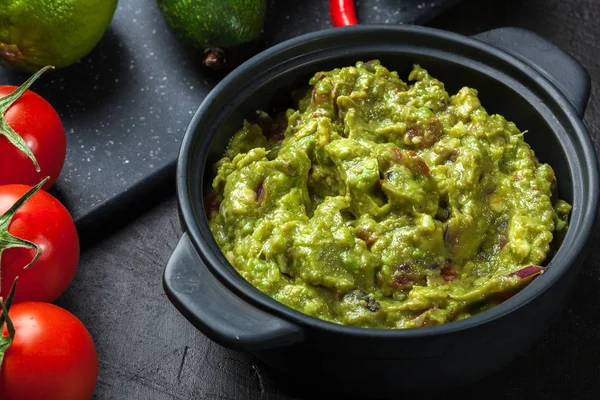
[206,61,571,329]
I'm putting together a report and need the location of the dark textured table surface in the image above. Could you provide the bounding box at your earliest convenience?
[53,0,600,399]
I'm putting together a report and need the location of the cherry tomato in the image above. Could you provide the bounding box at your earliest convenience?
[0,184,80,303]
[0,82,66,190]
[0,302,98,400]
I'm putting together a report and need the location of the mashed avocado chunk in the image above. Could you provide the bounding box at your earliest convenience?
[207,61,571,329]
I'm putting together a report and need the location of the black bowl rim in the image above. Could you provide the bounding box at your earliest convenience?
[176,24,599,339]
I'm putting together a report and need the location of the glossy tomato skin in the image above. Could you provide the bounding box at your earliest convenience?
[0,184,80,303]
[0,302,98,400]
[0,86,66,190]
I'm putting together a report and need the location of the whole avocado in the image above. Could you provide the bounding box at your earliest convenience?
[157,0,267,70]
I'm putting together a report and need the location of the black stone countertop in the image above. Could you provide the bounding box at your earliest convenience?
[43,0,600,399]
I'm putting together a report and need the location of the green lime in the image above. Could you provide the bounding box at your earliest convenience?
[0,0,119,72]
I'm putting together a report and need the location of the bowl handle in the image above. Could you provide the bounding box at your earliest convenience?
[163,233,305,351]
[473,27,590,117]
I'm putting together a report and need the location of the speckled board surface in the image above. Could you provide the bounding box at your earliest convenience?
[0,0,461,240]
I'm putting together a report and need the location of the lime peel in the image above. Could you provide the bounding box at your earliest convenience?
[0,43,25,66]
[0,0,118,72]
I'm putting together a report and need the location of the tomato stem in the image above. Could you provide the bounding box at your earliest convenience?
[0,278,16,327]
[0,65,55,172]
[329,0,358,27]
[0,177,48,292]
[0,278,18,366]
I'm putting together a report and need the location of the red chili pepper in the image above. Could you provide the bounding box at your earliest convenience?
[330,0,358,26]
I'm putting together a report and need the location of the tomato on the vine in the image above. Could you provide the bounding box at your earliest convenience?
[0,66,66,190]
[0,180,80,303]
[0,301,98,400]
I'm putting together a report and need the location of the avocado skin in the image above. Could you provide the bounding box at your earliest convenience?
[157,0,267,49]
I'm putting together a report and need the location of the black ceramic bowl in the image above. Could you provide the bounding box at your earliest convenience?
[164,25,599,398]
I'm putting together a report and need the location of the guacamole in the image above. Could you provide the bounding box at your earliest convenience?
[206,61,571,329]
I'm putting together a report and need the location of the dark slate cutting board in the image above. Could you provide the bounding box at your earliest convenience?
[0,0,461,242]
